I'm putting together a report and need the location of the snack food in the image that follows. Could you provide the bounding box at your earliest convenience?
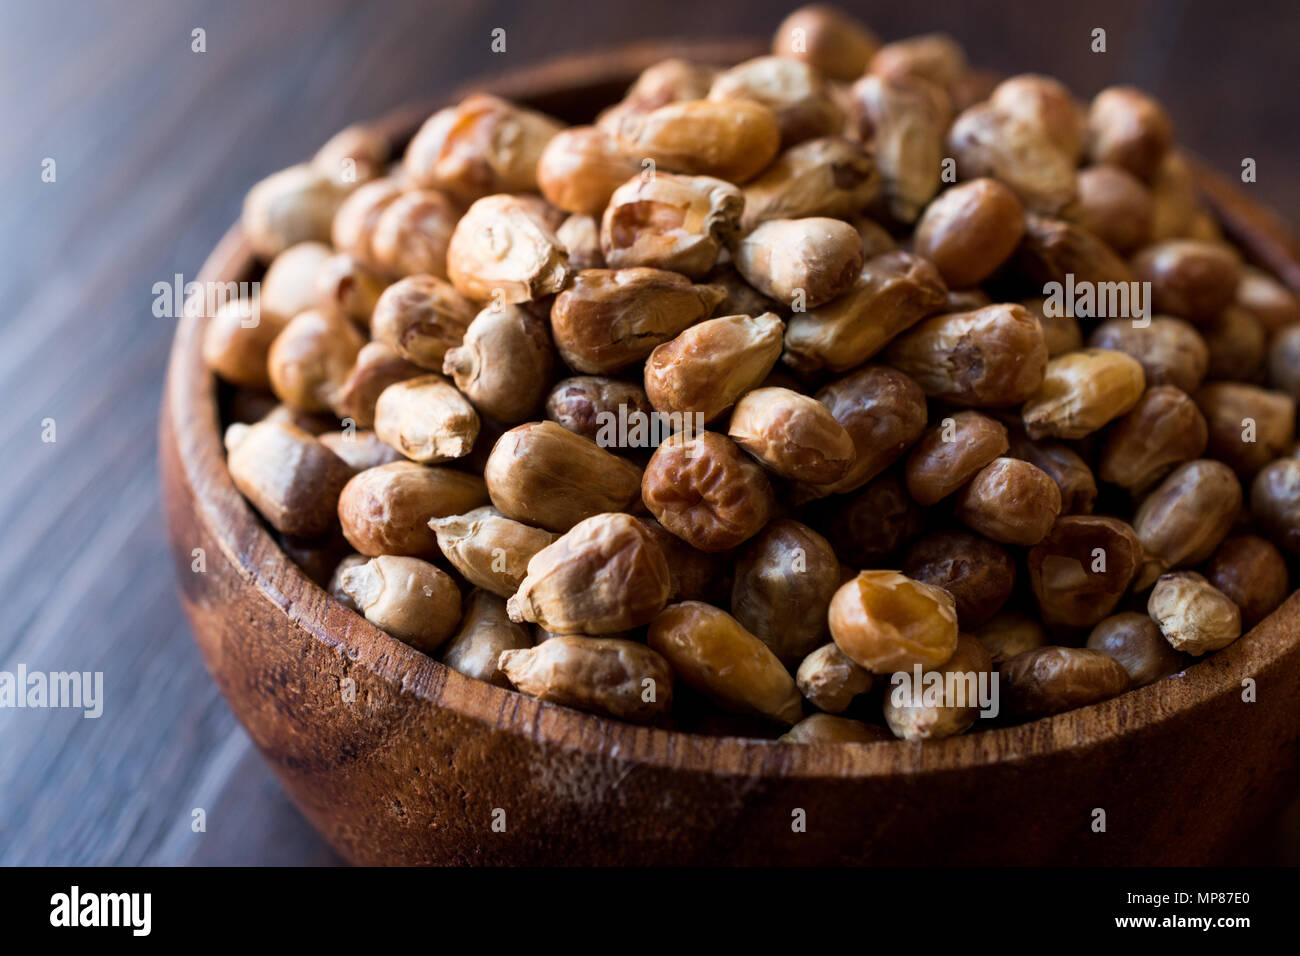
[212,6,1298,742]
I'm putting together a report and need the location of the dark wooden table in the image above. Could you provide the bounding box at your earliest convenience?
[2,0,1297,865]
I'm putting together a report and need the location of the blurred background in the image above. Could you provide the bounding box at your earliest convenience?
[1,0,1297,865]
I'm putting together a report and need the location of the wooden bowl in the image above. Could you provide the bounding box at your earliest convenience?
[161,39,1300,865]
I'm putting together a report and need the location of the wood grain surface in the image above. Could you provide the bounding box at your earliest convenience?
[2,0,1298,865]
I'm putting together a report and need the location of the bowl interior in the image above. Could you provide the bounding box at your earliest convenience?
[170,37,1300,780]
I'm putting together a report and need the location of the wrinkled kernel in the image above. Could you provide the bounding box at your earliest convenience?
[828,570,958,673]
[643,431,775,552]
